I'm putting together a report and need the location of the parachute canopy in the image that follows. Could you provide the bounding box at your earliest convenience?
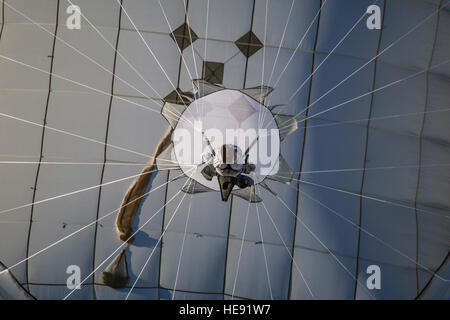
[0,0,449,300]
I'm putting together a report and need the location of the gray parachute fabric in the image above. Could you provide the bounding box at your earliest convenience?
[417,254,450,300]
[0,262,34,300]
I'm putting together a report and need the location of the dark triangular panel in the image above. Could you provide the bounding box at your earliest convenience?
[258,180,277,196]
[164,89,194,105]
[193,79,224,98]
[232,187,262,203]
[266,155,294,184]
[182,178,214,194]
[202,61,224,84]
[273,113,298,140]
[241,85,274,103]
[101,249,129,289]
[235,31,263,58]
[169,22,198,51]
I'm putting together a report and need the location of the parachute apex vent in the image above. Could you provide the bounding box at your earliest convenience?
[170,80,298,202]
